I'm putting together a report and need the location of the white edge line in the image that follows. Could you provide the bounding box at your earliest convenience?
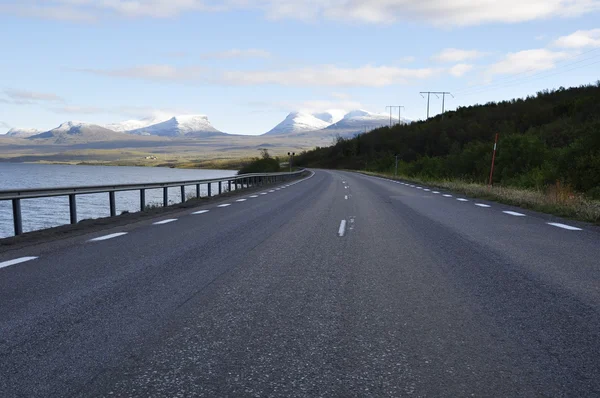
[249,195,259,198]
[547,222,582,231]
[338,220,347,237]
[192,210,209,214]
[0,256,38,269]
[475,204,491,208]
[89,232,128,242]
[218,204,231,207]
[236,199,247,202]
[153,219,178,225]
[503,211,526,217]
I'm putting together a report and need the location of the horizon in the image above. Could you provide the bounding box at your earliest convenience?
[1,1,599,135]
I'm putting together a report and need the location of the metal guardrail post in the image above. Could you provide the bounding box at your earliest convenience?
[228,180,232,192]
[163,187,168,207]
[109,191,116,217]
[196,184,200,198]
[181,186,185,203]
[69,194,77,224]
[219,181,222,195]
[208,183,212,197]
[12,198,22,236]
[140,189,146,211]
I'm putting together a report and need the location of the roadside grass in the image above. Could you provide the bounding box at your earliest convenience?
[359,171,600,225]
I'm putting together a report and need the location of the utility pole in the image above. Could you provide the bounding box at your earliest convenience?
[420,91,452,119]
[386,106,404,127]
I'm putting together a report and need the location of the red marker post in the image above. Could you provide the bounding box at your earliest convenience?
[488,133,499,188]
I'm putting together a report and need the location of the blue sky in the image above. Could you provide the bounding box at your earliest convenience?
[1,1,599,135]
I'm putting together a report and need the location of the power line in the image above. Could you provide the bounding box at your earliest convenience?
[420,92,453,119]
[454,47,600,96]
[385,105,405,127]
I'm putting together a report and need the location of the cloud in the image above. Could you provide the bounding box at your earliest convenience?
[200,49,272,59]
[220,65,440,87]
[4,0,600,26]
[485,49,570,76]
[3,89,64,103]
[449,63,474,77]
[79,63,441,87]
[553,28,600,48]
[432,48,487,63]
[77,65,207,81]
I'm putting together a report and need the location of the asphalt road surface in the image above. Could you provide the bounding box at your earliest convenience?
[1,170,599,397]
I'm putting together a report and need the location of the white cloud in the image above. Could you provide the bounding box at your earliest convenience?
[3,89,65,103]
[553,28,600,48]
[220,65,440,87]
[4,0,600,26]
[449,63,474,77]
[80,63,441,87]
[486,49,570,76]
[432,48,487,63]
[78,65,207,81]
[200,49,272,59]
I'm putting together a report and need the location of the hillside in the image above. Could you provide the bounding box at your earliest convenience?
[296,83,600,198]
[29,122,129,144]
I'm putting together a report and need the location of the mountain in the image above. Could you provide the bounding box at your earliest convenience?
[105,114,172,133]
[264,112,331,136]
[127,115,225,137]
[28,121,126,144]
[325,110,408,133]
[5,128,41,138]
[312,110,346,124]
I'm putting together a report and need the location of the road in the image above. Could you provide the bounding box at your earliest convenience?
[1,169,599,397]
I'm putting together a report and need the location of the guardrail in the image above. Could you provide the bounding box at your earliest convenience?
[0,170,305,237]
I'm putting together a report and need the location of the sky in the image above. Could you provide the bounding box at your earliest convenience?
[0,1,599,136]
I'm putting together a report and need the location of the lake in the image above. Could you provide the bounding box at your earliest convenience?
[0,163,237,239]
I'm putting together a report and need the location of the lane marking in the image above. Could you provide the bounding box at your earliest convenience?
[153,219,177,225]
[236,199,247,202]
[218,204,231,207]
[457,198,469,202]
[269,190,275,193]
[547,222,582,231]
[345,195,348,200]
[432,191,440,194]
[410,185,415,187]
[338,220,347,237]
[424,189,431,192]
[443,194,453,198]
[249,195,259,198]
[0,256,38,270]
[503,211,526,217]
[475,204,491,208]
[89,232,128,242]
[416,187,423,189]
[260,192,267,195]
[192,210,210,215]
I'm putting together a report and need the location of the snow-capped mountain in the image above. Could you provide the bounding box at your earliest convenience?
[263,112,332,136]
[127,115,225,137]
[5,128,41,138]
[29,121,125,144]
[312,110,346,125]
[325,109,407,132]
[105,114,172,133]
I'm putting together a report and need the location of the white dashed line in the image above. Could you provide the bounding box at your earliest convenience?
[153,219,177,225]
[269,190,275,193]
[236,199,247,202]
[475,204,491,208]
[338,220,347,237]
[260,192,267,195]
[457,198,469,202]
[345,195,348,200]
[0,256,38,270]
[443,194,453,198]
[249,195,259,198]
[192,210,210,215]
[218,204,231,207]
[417,187,423,190]
[424,189,431,192]
[89,232,128,242]
[432,191,440,194]
[503,211,526,217]
[547,222,582,231]
[410,185,415,188]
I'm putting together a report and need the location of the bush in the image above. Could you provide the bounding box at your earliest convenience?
[238,149,281,175]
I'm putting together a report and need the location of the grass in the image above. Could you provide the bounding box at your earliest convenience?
[359,171,600,225]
